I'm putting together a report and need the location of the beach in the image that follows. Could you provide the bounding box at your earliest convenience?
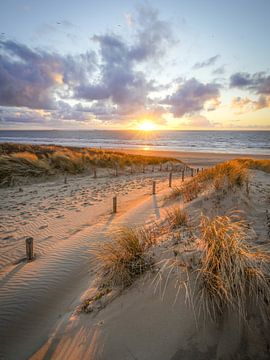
[0,146,270,359]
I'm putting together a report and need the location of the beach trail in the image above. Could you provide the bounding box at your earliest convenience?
[0,175,180,360]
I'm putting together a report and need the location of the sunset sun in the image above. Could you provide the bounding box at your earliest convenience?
[138,120,156,131]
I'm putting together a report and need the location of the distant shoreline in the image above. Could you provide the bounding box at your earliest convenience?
[108,148,270,166]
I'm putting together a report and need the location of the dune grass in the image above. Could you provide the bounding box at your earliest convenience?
[234,158,270,174]
[91,226,157,288]
[165,207,189,230]
[166,159,251,203]
[196,214,270,322]
[0,143,183,186]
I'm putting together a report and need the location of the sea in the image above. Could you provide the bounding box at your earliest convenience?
[0,130,269,155]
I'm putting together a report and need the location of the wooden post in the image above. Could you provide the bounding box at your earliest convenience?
[142,165,145,173]
[152,165,154,172]
[64,176,67,184]
[115,166,118,177]
[159,164,162,171]
[169,172,172,187]
[152,181,156,195]
[197,168,199,174]
[182,170,185,182]
[93,168,97,178]
[113,196,117,213]
[191,168,194,177]
[26,237,34,261]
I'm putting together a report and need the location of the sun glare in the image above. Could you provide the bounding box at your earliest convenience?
[138,120,156,131]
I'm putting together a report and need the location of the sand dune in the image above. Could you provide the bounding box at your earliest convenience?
[0,154,269,360]
[0,169,186,360]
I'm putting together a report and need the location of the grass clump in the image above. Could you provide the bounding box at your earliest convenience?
[91,226,156,288]
[165,207,189,230]
[197,214,270,322]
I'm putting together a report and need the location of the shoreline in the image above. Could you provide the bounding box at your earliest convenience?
[108,148,270,166]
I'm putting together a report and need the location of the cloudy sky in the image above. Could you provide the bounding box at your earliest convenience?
[0,0,270,130]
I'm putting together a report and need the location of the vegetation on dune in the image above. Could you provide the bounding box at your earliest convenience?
[234,158,270,174]
[166,159,251,203]
[197,214,270,322]
[165,206,189,230]
[91,226,157,288]
[0,143,183,186]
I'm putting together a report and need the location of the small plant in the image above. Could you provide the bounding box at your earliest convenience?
[91,226,156,288]
[165,207,189,229]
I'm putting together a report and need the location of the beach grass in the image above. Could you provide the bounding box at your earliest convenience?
[166,159,253,203]
[91,226,156,288]
[0,143,183,186]
[165,206,189,229]
[197,213,270,321]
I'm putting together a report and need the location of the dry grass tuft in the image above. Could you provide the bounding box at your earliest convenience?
[165,207,189,230]
[197,214,270,322]
[91,226,156,288]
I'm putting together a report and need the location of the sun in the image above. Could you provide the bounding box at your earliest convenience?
[138,120,156,131]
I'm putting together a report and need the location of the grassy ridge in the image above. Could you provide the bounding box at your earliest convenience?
[166,159,270,202]
[0,143,183,186]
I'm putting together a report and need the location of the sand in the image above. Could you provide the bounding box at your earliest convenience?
[0,150,269,360]
[111,148,270,167]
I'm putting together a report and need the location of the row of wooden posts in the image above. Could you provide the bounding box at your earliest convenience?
[112,167,202,213]
[26,166,203,262]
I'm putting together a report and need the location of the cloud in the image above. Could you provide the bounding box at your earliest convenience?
[193,55,220,69]
[231,95,270,113]
[162,78,220,117]
[212,65,225,75]
[230,72,270,112]
[74,5,173,119]
[186,115,213,127]
[0,39,96,109]
[230,72,270,95]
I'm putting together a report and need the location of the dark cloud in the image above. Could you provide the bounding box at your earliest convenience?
[230,72,270,95]
[193,55,220,69]
[0,39,96,109]
[74,5,173,117]
[162,78,220,117]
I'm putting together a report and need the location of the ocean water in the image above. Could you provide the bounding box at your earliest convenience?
[0,130,269,155]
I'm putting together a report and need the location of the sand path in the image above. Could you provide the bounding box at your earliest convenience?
[0,174,184,360]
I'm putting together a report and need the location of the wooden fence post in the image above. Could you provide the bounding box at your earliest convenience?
[113,196,117,213]
[191,168,194,177]
[169,172,172,187]
[26,237,34,261]
[182,170,185,182]
[93,168,97,178]
[152,181,156,195]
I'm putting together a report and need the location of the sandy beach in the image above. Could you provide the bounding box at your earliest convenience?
[0,148,270,360]
[112,148,270,167]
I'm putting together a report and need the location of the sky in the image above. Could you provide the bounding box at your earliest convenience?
[0,0,270,130]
